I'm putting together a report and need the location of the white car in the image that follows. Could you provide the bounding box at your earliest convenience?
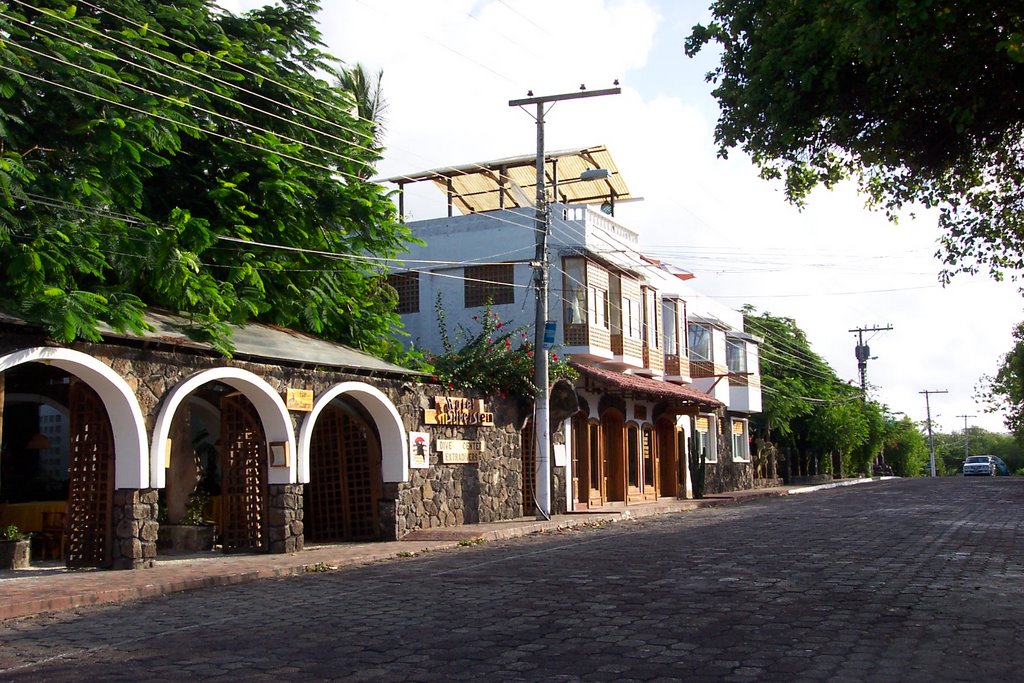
[962,455,1004,476]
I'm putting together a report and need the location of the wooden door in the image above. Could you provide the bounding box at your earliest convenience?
[601,411,625,502]
[66,380,114,568]
[588,421,604,506]
[657,419,678,498]
[219,393,267,553]
[307,404,382,542]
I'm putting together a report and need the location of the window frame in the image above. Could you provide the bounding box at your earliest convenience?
[731,418,750,463]
[688,322,713,362]
[464,263,515,308]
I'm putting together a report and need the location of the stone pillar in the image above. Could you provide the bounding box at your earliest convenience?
[111,488,158,569]
[380,482,400,541]
[267,483,303,554]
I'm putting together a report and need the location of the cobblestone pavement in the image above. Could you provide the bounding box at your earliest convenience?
[1,477,1021,682]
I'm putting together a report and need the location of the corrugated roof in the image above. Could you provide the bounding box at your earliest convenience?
[382,145,632,214]
[572,362,724,408]
[0,310,420,377]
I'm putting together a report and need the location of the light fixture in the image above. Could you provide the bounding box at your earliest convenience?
[580,168,610,182]
[600,201,614,215]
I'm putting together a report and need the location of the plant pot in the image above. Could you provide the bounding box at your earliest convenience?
[157,524,216,554]
[0,539,31,570]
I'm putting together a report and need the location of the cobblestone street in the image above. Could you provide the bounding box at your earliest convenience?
[1,477,1022,682]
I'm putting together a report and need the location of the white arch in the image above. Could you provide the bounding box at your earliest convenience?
[150,367,296,488]
[0,347,148,489]
[298,382,408,484]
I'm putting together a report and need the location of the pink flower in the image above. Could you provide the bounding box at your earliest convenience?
[472,315,478,321]
[496,322,503,329]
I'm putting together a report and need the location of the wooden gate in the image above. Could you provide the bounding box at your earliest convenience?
[307,404,382,542]
[219,393,267,553]
[521,418,535,515]
[66,380,114,568]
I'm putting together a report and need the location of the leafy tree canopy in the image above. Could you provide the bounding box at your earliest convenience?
[979,320,1024,441]
[883,416,929,478]
[0,0,412,359]
[686,2,1024,281]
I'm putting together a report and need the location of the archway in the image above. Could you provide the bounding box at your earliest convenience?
[0,347,147,567]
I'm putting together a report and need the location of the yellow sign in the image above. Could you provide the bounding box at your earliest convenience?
[286,388,314,412]
[424,396,494,426]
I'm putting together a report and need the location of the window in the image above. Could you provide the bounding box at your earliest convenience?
[688,323,712,361]
[695,415,718,463]
[627,423,640,488]
[464,264,514,308]
[589,286,608,328]
[727,339,747,373]
[643,288,659,350]
[386,272,419,314]
[624,297,642,340]
[731,419,750,462]
[663,300,678,355]
[563,258,587,324]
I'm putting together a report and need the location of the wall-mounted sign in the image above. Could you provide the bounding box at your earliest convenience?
[285,388,314,412]
[424,396,494,426]
[409,432,430,469]
[437,439,484,464]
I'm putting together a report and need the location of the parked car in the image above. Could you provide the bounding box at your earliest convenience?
[962,455,1010,476]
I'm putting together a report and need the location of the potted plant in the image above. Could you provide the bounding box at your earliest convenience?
[0,524,31,570]
[157,492,216,554]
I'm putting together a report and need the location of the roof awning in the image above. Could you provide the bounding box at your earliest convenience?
[572,362,724,410]
[381,145,632,215]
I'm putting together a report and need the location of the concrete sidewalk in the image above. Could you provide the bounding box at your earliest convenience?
[0,479,884,622]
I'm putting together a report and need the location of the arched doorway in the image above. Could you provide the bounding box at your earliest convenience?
[306,401,382,542]
[0,348,147,568]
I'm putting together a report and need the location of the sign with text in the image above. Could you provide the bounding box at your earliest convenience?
[424,396,495,426]
[285,388,314,412]
[437,439,485,464]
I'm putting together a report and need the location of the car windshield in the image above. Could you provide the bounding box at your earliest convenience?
[966,456,991,463]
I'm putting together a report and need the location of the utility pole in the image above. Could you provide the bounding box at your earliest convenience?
[848,324,893,397]
[957,414,976,460]
[509,84,620,520]
[920,389,949,477]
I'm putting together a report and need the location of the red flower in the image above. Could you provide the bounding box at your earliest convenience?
[551,353,558,361]
[527,351,534,358]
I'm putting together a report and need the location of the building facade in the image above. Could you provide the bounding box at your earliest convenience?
[386,146,764,506]
[0,312,542,569]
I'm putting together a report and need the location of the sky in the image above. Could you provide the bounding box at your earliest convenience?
[221,0,1024,435]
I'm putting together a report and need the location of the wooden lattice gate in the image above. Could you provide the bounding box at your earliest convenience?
[307,404,382,542]
[219,393,267,553]
[521,418,535,515]
[66,380,114,568]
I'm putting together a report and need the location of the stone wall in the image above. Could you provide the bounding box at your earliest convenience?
[702,410,755,495]
[111,488,158,569]
[392,390,528,538]
[267,484,303,554]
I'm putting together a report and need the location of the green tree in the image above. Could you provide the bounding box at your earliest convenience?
[744,307,879,477]
[882,416,929,478]
[686,2,1024,280]
[0,0,412,359]
[980,321,1024,441]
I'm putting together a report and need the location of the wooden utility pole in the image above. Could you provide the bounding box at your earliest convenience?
[921,390,949,477]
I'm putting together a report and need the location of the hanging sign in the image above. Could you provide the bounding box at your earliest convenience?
[437,439,485,464]
[285,388,314,412]
[543,320,557,350]
[424,396,495,426]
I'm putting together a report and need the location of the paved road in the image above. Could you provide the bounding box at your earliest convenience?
[1,477,1022,682]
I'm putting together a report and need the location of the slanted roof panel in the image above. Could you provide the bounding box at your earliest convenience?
[384,145,631,214]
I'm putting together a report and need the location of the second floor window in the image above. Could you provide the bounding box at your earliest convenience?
[688,322,712,361]
[464,264,515,308]
[663,300,678,355]
[727,339,747,373]
[386,272,419,314]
